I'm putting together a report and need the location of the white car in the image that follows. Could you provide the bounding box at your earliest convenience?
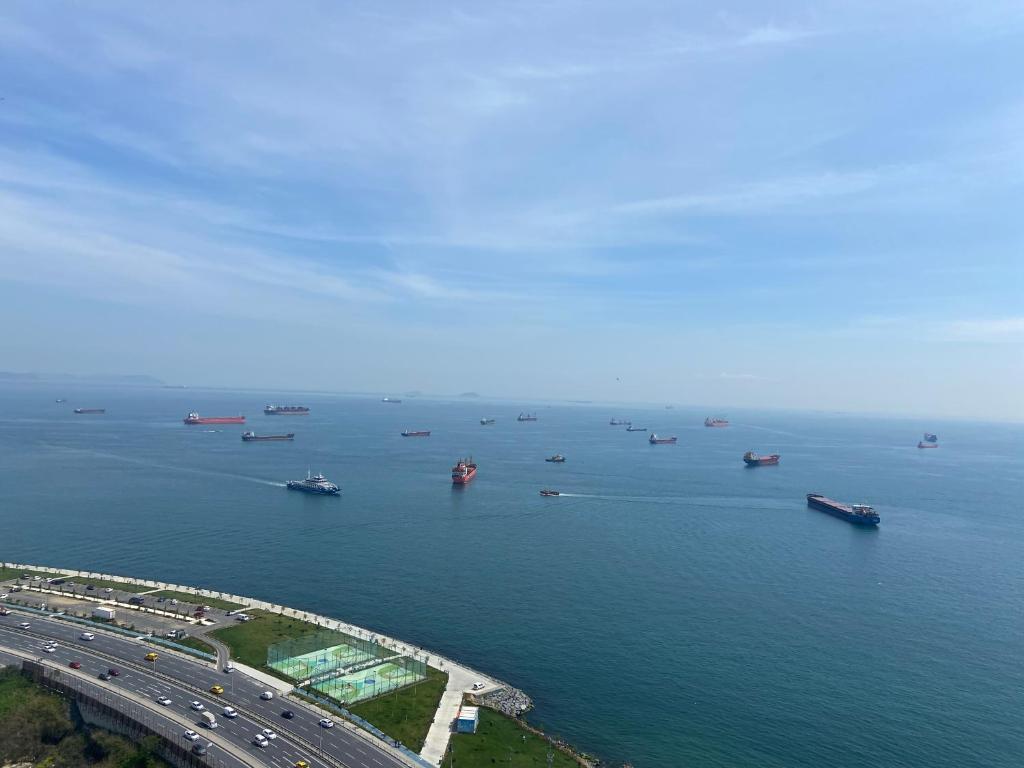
[259,690,273,700]
[222,707,238,718]
[190,701,205,712]
[42,645,56,653]
[260,728,277,740]
[471,681,485,691]
[18,622,30,629]
[103,588,113,594]
[223,663,235,673]
[319,718,335,729]
[252,734,269,748]
[0,592,8,598]
[183,730,199,742]
[169,599,178,605]
[157,696,173,706]
[80,632,95,641]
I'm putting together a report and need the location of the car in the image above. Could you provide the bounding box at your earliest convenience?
[0,593,7,599]
[43,645,56,653]
[103,588,113,594]
[129,596,145,605]
[191,743,208,756]
[86,585,95,591]
[157,696,173,706]
[223,663,235,673]
[259,690,273,700]
[69,661,82,669]
[18,622,30,629]
[253,734,269,748]
[169,599,178,605]
[471,681,485,691]
[222,706,238,718]
[281,710,295,720]
[209,685,224,695]
[261,729,277,740]
[318,718,334,729]
[294,761,309,768]
[107,668,120,677]
[51,578,65,585]
[156,597,165,603]
[190,701,205,712]
[183,730,199,742]
[80,632,95,641]
[144,652,159,661]
[0,607,8,615]
[98,673,110,681]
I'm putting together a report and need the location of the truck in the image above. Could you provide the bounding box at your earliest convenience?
[201,712,217,728]
[92,606,116,621]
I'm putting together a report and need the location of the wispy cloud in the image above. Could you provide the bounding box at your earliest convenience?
[943,317,1024,342]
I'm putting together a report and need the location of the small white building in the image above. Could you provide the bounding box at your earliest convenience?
[92,606,116,620]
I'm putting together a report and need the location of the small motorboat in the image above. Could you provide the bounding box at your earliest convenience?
[545,454,566,463]
[539,489,560,496]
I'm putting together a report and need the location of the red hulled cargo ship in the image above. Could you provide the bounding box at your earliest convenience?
[743,451,780,466]
[452,457,477,484]
[183,411,245,425]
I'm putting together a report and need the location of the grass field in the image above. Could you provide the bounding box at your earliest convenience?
[210,610,331,669]
[445,707,581,768]
[170,635,217,656]
[148,590,244,611]
[347,666,448,752]
[63,577,151,593]
[0,567,61,582]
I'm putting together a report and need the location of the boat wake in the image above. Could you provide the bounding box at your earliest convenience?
[41,445,287,487]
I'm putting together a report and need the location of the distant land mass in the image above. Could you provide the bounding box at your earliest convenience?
[0,371,165,386]
[459,391,481,398]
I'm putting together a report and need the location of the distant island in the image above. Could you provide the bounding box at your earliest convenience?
[0,371,165,386]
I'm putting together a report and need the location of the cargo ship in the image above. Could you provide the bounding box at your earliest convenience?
[242,431,294,442]
[917,441,938,449]
[704,416,729,428]
[539,489,560,496]
[183,412,245,425]
[743,451,780,466]
[517,412,538,422]
[649,433,678,444]
[286,470,340,496]
[452,457,477,484]
[609,418,631,426]
[545,454,566,463]
[74,408,105,414]
[480,418,496,425]
[264,405,309,415]
[401,430,431,437]
[806,493,879,526]
[382,397,402,404]
[626,426,647,432]
[55,398,67,403]
[923,433,938,443]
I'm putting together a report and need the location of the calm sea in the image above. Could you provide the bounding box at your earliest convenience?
[2,384,1022,767]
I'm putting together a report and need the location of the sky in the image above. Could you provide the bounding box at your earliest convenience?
[0,1,1021,419]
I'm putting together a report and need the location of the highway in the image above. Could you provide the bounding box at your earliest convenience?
[0,610,409,768]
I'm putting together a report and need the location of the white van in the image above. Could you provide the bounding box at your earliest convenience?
[80,632,96,641]
[201,712,217,728]
[222,706,238,719]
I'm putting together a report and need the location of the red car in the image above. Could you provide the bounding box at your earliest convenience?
[108,668,120,677]
[69,661,82,669]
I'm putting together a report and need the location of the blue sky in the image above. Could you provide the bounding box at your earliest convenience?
[0,1,1021,418]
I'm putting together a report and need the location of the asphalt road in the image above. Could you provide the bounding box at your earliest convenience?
[0,611,409,768]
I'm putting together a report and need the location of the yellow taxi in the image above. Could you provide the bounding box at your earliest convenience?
[294,762,309,768]
[144,652,159,661]
[209,684,225,695]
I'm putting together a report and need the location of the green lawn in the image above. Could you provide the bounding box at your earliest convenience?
[66,577,151,593]
[348,667,448,752]
[148,590,244,611]
[0,567,61,583]
[210,609,327,669]
[445,707,582,768]
[164,635,216,656]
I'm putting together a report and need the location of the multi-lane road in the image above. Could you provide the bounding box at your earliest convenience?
[0,610,410,768]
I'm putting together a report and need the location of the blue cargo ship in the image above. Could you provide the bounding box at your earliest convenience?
[806,493,879,526]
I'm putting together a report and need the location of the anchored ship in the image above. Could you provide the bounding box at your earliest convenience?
[517,412,538,422]
[184,412,245,425]
[704,417,729,428]
[626,426,647,432]
[649,433,678,444]
[923,433,938,443]
[286,470,340,495]
[545,454,566,463]
[74,408,105,414]
[451,457,477,484]
[401,430,431,437]
[609,418,631,426]
[917,441,938,449]
[382,397,402,404]
[743,451,780,466]
[242,431,294,442]
[264,405,309,415]
[806,493,879,526]
[480,418,496,425]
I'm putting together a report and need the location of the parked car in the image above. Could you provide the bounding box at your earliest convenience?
[103,588,114,594]
[472,681,485,690]
[86,585,95,591]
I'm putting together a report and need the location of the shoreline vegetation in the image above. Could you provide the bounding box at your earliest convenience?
[0,563,624,767]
